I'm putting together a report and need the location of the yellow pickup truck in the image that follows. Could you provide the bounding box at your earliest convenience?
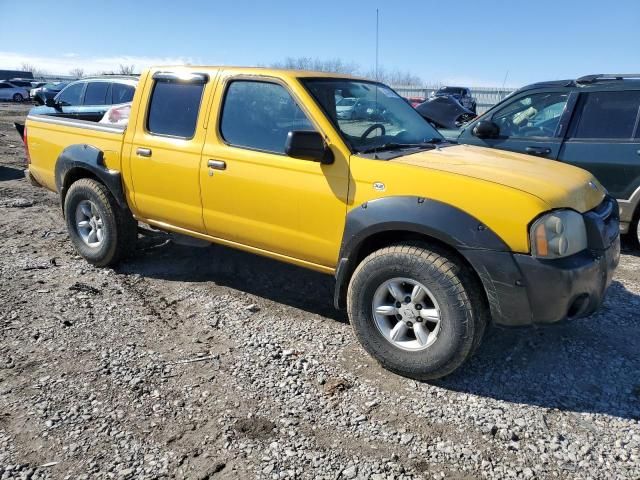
[22,66,620,379]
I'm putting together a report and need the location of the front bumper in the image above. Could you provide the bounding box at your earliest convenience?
[463,196,620,326]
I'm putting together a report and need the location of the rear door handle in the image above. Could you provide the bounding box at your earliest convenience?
[136,147,152,157]
[207,159,226,170]
[525,146,551,157]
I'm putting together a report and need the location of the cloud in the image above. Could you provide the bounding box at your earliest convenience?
[0,51,199,76]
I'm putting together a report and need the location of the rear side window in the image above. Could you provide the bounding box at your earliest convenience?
[112,83,135,104]
[57,82,85,106]
[220,80,315,154]
[571,91,640,139]
[84,82,110,105]
[147,80,204,138]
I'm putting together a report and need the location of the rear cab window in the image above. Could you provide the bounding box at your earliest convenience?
[146,74,207,138]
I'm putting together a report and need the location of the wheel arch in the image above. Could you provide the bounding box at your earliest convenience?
[334,196,511,316]
[55,144,128,214]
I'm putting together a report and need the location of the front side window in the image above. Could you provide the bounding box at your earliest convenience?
[220,80,315,154]
[491,92,568,138]
[302,78,442,153]
[147,80,204,138]
[112,83,135,104]
[570,91,640,140]
[57,82,85,106]
[84,82,110,105]
[0,84,9,89]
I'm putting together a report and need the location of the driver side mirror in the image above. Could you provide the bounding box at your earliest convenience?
[285,131,334,165]
[472,120,500,139]
[45,97,60,109]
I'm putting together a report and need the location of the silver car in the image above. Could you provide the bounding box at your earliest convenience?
[0,82,29,102]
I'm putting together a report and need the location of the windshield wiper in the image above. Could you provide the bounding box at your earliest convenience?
[359,139,442,154]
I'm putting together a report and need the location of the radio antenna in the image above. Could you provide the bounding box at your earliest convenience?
[375,8,379,81]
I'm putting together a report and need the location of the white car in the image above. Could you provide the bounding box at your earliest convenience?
[0,82,29,102]
[336,97,358,119]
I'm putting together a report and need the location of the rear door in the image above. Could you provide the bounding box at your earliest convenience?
[128,71,216,232]
[559,89,640,205]
[559,90,640,199]
[464,90,574,160]
[78,81,111,121]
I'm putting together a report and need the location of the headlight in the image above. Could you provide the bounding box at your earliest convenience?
[530,210,587,259]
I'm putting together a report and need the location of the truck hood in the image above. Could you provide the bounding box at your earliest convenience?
[392,144,605,213]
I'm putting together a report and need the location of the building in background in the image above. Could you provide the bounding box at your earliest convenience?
[0,70,34,81]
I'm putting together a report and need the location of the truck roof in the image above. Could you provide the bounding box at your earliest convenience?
[148,65,367,81]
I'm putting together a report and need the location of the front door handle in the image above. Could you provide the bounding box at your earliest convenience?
[207,159,226,170]
[525,146,551,157]
[136,147,152,157]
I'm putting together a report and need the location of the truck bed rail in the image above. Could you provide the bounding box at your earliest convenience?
[27,114,126,134]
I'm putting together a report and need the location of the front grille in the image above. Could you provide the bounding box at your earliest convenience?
[584,196,619,250]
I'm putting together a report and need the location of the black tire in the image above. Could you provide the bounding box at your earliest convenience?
[347,243,487,380]
[64,178,137,267]
[12,93,23,103]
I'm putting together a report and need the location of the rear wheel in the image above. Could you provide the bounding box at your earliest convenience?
[64,178,137,267]
[347,243,487,380]
[12,93,24,102]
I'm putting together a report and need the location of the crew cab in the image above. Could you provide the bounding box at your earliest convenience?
[22,66,620,380]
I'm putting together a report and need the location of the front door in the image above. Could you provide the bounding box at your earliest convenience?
[128,72,213,232]
[463,90,573,160]
[199,76,350,268]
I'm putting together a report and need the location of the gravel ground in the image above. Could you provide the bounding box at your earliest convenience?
[0,103,639,479]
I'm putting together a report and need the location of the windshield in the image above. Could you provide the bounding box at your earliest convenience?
[302,79,442,153]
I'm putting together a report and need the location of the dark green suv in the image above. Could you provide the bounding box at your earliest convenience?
[458,74,640,245]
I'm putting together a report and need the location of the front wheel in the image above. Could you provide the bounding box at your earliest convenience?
[13,93,24,102]
[347,243,486,380]
[64,178,137,267]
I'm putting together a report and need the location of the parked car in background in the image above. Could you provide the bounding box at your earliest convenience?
[406,96,426,108]
[415,96,477,129]
[336,97,388,121]
[336,97,357,119]
[32,82,70,105]
[7,79,36,96]
[458,73,640,245]
[30,77,137,122]
[431,86,477,113]
[0,81,29,102]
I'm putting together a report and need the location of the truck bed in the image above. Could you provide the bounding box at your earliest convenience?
[25,114,125,193]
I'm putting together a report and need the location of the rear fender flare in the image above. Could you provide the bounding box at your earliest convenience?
[54,144,127,211]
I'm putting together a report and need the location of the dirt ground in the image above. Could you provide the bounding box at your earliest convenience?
[0,102,638,479]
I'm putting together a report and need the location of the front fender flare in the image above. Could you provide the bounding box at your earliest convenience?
[54,144,127,210]
[334,196,518,318]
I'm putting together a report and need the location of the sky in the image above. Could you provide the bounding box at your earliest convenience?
[1,0,638,88]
